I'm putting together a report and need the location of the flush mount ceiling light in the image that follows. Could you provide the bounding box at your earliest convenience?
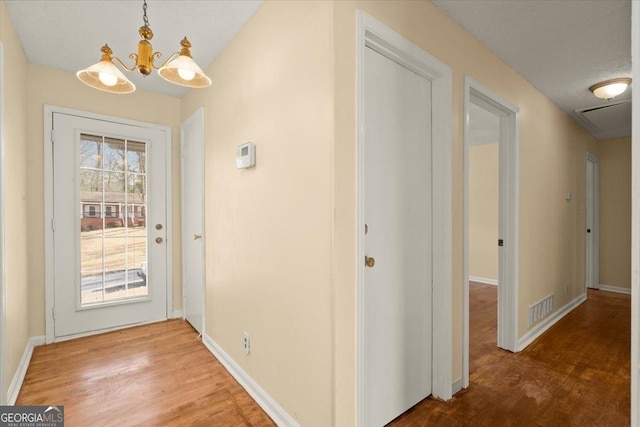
[77,0,211,94]
[589,78,631,101]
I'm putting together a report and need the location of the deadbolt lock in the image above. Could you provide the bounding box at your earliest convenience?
[155,224,163,230]
[365,256,375,268]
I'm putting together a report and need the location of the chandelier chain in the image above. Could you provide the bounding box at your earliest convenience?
[142,0,150,27]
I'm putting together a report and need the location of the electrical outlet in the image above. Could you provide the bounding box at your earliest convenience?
[243,332,250,355]
[565,283,569,294]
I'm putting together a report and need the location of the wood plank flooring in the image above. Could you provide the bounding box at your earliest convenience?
[16,285,630,426]
[390,283,631,426]
[16,320,275,426]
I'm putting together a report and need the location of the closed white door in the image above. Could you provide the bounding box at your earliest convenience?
[52,112,168,338]
[363,46,433,426]
[181,109,205,334]
[586,153,600,289]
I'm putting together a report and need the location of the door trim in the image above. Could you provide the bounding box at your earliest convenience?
[43,105,173,343]
[180,107,205,335]
[632,4,640,425]
[356,11,453,422]
[463,77,520,387]
[0,41,7,405]
[585,151,600,289]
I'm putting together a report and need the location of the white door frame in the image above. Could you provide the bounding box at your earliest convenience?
[0,42,7,405]
[180,107,205,335]
[43,105,173,343]
[356,11,453,421]
[585,152,600,289]
[462,77,520,386]
[631,4,639,425]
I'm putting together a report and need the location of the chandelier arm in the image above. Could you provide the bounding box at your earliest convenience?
[154,52,180,69]
[113,55,137,72]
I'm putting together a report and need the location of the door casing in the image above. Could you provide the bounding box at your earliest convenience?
[356,11,453,423]
[585,152,600,290]
[181,107,205,335]
[0,41,7,405]
[463,77,520,387]
[43,105,173,343]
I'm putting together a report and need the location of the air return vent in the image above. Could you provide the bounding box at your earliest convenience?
[528,294,554,327]
[574,100,631,139]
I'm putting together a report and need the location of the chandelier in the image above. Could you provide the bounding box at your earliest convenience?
[77,0,211,94]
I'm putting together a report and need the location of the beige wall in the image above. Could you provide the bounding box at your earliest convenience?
[181,1,334,426]
[0,0,30,397]
[26,65,182,336]
[333,2,597,424]
[599,136,631,289]
[469,143,499,281]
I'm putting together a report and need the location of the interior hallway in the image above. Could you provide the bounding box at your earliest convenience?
[15,283,630,426]
[391,283,630,426]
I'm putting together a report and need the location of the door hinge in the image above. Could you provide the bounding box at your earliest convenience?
[51,218,55,231]
[498,239,504,247]
[52,306,55,320]
[51,129,55,143]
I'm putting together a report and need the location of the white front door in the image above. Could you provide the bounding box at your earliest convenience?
[363,46,433,426]
[52,112,168,339]
[586,152,600,289]
[181,108,205,334]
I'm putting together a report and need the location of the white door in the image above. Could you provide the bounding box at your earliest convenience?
[181,108,205,334]
[363,46,433,426]
[52,112,168,338]
[586,153,600,289]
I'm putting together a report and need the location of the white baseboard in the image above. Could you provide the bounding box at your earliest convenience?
[518,293,587,351]
[598,284,631,295]
[7,336,45,405]
[171,310,183,319]
[202,334,299,427]
[469,276,498,286]
[452,378,463,395]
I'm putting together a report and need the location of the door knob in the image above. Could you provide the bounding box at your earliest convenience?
[193,234,202,240]
[155,237,163,244]
[587,229,591,233]
[365,256,375,268]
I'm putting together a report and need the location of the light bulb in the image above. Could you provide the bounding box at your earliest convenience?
[600,83,628,99]
[177,68,196,81]
[98,72,118,87]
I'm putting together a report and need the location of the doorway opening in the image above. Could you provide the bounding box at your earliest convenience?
[463,77,520,388]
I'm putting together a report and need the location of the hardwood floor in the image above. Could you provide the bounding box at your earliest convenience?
[391,283,631,426]
[16,320,275,426]
[16,285,631,426]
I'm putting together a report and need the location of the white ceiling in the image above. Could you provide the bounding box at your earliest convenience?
[432,0,631,140]
[4,0,264,98]
[469,102,499,146]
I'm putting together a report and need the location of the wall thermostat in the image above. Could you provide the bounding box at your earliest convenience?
[236,142,256,169]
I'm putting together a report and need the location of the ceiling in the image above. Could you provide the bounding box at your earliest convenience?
[433,0,631,140]
[4,1,631,139]
[4,0,264,98]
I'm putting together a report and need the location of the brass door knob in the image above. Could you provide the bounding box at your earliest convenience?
[155,237,163,244]
[365,256,375,268]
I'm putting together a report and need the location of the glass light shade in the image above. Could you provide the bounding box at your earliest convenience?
[158,55,211,88]
[589,78,631,100]
[77,60,135,94]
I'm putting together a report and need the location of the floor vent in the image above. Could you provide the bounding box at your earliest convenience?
[528,294,554,327]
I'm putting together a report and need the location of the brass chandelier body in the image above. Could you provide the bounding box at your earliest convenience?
[77,0,211,94]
